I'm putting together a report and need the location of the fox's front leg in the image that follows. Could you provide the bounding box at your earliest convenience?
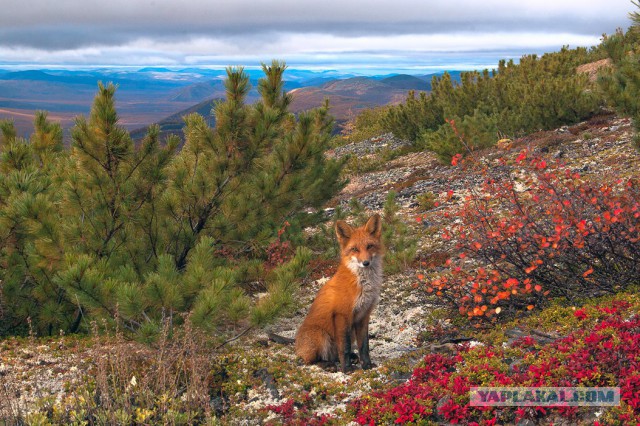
[335,315,352,373]
[342,328,352,372]
[355,313,373,369]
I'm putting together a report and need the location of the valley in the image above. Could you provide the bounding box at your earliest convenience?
[0,67,448,140]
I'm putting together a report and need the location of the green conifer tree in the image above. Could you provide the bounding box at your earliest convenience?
[55,83,178,325]
[162,62,344,269]
[382,191,418,274]
[0,62,344,339]
[0,115,67,334]
[599,5,640,149]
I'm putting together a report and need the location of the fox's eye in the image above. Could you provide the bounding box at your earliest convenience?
[350,247,359,253]
[367,244,375,250]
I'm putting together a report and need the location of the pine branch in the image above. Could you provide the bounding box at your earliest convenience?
[175,175,230,270]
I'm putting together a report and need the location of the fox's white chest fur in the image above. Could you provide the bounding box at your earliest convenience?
[352,257,383,323]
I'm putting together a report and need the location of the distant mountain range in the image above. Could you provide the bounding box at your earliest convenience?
[0,67,461,141]
[288,76,426,128]
[129,98,219,141]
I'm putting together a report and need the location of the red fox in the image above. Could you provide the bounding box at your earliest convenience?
[295,214,383,372]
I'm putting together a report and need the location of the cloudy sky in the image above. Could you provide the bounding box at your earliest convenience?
[0,0,635,72]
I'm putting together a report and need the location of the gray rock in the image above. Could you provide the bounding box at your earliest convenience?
[429,343,457,354]
[254,368,280,399]
[435,395,451,419]
[329,133,413,159]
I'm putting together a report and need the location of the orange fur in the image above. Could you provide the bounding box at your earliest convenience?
[295,214,383,372]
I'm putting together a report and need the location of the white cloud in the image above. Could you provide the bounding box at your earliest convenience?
[0,0,631,32]
[0,0,633,68]
[0,31,603,66]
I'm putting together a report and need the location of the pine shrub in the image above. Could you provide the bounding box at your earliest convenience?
[0,61,346,339]
[598,5,640,149]
[382,191,418,274]
[382,46,605,162]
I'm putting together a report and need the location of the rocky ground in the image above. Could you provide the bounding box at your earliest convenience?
[235,112,639,422]
[1,112,638,423]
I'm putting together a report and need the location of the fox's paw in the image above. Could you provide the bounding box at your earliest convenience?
[341,364,355,374]
[361,361,377,370]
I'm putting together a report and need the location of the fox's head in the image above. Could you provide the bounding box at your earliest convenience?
[335,214,384,271]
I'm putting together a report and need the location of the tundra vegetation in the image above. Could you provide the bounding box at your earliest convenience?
[2,6,640,425]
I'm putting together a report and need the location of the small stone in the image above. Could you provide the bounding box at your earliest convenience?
[253,368,279,399]
[389,370,412,381]
[508,359,524,373]
[436,395,451,417]
[429,343,457,354]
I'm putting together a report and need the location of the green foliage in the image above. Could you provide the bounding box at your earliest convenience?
[0,119,18,145]
[0,62,345,339]
[382,89,442,141]
[251,246,312,326]
[66,83,178,269]
[342,155,384,176]
[305,206,348,259]
[416,191,437,211]
[421,111,498,162]
[0,114,67,335]
[598,8,640,149]
[347,197,368,223]
[339,106,392,144]
[383,46,605,162]
[381,191,418,274]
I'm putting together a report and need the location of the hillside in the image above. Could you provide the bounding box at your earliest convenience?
[3,112,639,424]
[288,75,426,128]
[0,69,199,138]
[129,97,219,141]
[0,69,443,140]
[381,74,430,90]
[167,79,229,102]
[130,74,431,139]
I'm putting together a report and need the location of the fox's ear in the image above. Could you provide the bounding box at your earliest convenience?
[365,214,382,238]
[335,220,354,246]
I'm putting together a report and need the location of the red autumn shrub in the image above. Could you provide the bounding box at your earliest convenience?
[421,150,640,319]
[265,398,297,419]
[346,299,640,425]
[265,221,294,269]
[264,397,332,425]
